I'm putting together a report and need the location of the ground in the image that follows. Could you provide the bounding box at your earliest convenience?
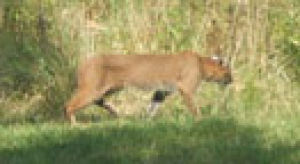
[0,116,299,164]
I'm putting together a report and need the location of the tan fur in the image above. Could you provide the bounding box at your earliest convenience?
[65,51,232,124]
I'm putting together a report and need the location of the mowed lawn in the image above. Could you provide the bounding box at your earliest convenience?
[0,117,299,164]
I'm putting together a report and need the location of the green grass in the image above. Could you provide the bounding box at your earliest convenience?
[0,117,299,164]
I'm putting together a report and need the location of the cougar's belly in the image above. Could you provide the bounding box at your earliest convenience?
[128,81,176,92]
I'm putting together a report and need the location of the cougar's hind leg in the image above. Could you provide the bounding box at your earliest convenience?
[94,88,120,117]
[65,86,111,124]
[94,98,118,117]
[147,90,172,117]
[65,89,96,124]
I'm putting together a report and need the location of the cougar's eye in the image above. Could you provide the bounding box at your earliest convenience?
[219,60,223,66]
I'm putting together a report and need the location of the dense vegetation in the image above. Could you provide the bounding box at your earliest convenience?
[0,0,299,163]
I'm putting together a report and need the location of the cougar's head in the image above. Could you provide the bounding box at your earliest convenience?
[201,56,232,85]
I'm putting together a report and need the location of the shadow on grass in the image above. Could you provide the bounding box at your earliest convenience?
[0,118,299,164]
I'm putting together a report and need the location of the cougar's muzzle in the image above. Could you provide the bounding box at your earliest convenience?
[222,72,232,85]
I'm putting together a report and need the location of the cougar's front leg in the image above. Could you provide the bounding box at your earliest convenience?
[176,74,200,118]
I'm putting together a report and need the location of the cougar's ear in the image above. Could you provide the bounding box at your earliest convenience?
[211,55,223,65]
